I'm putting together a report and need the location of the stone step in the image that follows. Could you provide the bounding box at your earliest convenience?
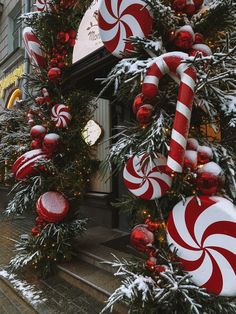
[57,259,127,314]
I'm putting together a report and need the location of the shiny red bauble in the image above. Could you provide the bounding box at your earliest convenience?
[57,31,70,44]
[31,139,42,150]
[130,224,154,253]
[42,133,60,154]
[175,31,194,50]
[47,67,61,81]
[185,3,196,15]
[146,257,157,271]
[189,44,212,57]
[172,0,186,12]
[184,150,198,171]
[197,145,213,164]
[133,93,145,114]
[186,138,199,151]
[69,29,77,39]
[136,105,154,124]
[194,33,204,44]
[31,227,40,236]
[145,219,159,232]
[36,191,69,223]
[30,125,47,140]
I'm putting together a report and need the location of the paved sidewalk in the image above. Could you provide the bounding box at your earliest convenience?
[0,211,106,313]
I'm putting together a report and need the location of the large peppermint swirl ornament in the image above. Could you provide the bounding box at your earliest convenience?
[98,0,153,58]
[142,52,197,173]
[35,0,51,11]
[167,196,236,296]
[23,27,46,68]
[123,154,172,200]
[51,104,72,128]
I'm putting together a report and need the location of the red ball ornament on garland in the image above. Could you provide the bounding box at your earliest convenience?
[145,219,159,232]
[197,145,213,164]
[187,138,199,151]
[31,139,42,150]
[36,191,69,223]
[136,105,154,124]
[31,227,41,236]
[146,256,157,271]
[175,25,194,51]
[172,0,186,12]
[196,162,224,195]
[184,1,196,16]
[130,224,154,253]
[194,33,204,44]
[48,67,61,81]
[42,133,60,154]
[30,125,47,140]
[57,31,70,44]
[184,150,198,171]
[69,29,77,39]
[189,44,212,57]
[132,93,145,114]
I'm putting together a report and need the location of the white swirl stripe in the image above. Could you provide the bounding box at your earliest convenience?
[98,0,153,58]
[142,52,196,173]
[123,154,172,200]
[167,196,236,296]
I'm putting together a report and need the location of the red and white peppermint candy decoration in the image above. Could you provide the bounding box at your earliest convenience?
[123,154,172,200]
[98,0,153,58]
[167,196,236,296]
[142,52,197,173]
[35,0,51,11]
[51,104,72,128]
[23,27,45,68]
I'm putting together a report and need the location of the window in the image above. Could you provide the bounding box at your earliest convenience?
[8,2,22,53]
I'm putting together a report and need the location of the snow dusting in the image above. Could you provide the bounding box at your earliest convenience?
[0,269,47,305]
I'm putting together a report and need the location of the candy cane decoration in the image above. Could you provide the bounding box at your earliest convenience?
[142,52,197,173]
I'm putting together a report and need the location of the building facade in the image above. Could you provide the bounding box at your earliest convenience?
[0,0,31,110]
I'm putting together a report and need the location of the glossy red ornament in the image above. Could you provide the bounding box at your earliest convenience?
[69,29,77,39]
[130,224,154,253]
[194,33,204,44]
[196,161,224,195]
[193,0,204,9]
[36,191,69,223]
[145,219,159,232]
[58,62,65,69]
[132,93,144,114]
[35,96,45,106]
[184,2,196,16]
[175,30,194,50]
[57,31,70,44]
[31,227,40,236]
[146,257,157,271]
[47,67,61,81]
[69,38,76,47]
[155,265,168,273]
[197,145,213,164]
[30,125,47,140]
[184,150,198,171]
[172,0,186,12]
[31,139,42,149]
[189,44,212,57]
[136,105,154,124]
[49,58,58,67]
[42,133,60,154]
[187,138,199,151]
[196,172,219,196]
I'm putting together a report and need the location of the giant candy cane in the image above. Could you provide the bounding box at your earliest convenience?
[142,52,197,173]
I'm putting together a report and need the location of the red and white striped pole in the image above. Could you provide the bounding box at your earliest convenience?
[142,52,197,173]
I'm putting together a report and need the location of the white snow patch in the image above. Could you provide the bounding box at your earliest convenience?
[197,145,213,157]
[0,269,47,305]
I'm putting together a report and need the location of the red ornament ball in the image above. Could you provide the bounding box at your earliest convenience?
[146,257,157,271]
[196,162,224,195]
[30,125,47,140]
[31,139,42,150]
[57,31,70,44]
[145,219,159,232]
[172,0,186,12]
[36,191,69,223]
[69,29,77,39]
[197,145,213,164]
[184,150,198,171]
[31,227,40,236]
[175,30,194,50]
[132,93,145,114]
[155,265,168,273]
[189,44,212,57]
[136,105,154,124]
[42,133,60,154]
[194,33,204,44]
[184,3,196,16]
[47,67,61,81]
[130,224,154,253]
[187,138,199,151]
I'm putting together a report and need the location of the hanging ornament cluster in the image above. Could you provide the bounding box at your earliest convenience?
[130,220,168,274]
[171,0,204,16]
[169,25,212,56]
[98,0,153,58]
